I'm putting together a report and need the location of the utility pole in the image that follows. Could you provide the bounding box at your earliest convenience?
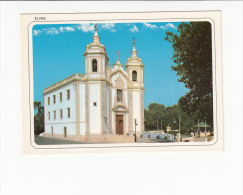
[198,118,200,137]
[205,117,207,142]
[179,116,180,135]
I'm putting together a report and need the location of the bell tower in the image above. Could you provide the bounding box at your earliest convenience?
[125,38,144,88]
[83,24,110,140]
[125,37,145,134]
[83,24,108,81]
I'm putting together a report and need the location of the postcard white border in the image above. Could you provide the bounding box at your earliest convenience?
[21,11,223,154]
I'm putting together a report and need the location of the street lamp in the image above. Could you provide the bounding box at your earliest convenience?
[134,118,138,142]
[173,120,176,137]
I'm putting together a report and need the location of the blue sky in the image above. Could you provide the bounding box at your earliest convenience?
[33,22,189,109]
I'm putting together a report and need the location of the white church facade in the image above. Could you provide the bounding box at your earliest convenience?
[43,25,144,142]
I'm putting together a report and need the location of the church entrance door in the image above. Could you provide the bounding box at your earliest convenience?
[116,115,123,135]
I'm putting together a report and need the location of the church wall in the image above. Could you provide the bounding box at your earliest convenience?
[111,88,116,108]
[141,90,145,132]
[44,82,77,136]
[133,90,141,133]
[128,90,133,135]
[124,90,128,106]
[101,82,108,134]
[45,123,76,136]
[79,83,86,135]
[89,83,101,134]
[109,85,112,134]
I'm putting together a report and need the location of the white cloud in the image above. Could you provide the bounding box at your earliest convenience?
[77,24,95,32]
[47,28,59,35]
[59,26,74,32]
[64,27,74,31]
[160,23,177,30]
[33,30,41,36]
[129,25,139,33]
[144,22,158,29]
[101,23,115,29]
[100,23,116,32]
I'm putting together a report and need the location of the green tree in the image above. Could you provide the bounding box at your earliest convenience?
[165,22,213,125]
[145,103,196,134]
[34,101,44,135]
[144,103,166,130]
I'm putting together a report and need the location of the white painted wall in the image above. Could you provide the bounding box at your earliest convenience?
[45,123,76,136]
[111,88,116,107]
[89,83,101,133]
[133,90,141,133]
[79,83,86,135]
[44,82,76,135]
[89,75,100,78]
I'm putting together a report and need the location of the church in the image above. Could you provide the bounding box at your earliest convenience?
[43,25,145,143]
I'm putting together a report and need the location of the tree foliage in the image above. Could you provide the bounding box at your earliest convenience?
[34,101,44,135]
[144,103,196,134]
[164,22,213,125]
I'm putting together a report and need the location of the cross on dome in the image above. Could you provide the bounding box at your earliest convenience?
[94,23,97,31]
[132,37,135,47]
[93,23,99,42]
[132,37,137,52]
[116,51,120,60]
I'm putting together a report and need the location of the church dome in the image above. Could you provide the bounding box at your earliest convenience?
[83,24,107,56]
[113,51,123,68]
[125,38,143,67]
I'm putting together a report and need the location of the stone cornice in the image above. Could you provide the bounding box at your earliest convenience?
[84,77,112,85]
[112,104,129,112]
[128,86,145,90]
[43,73,84,95]
[43,74,114,95]
[83,50,107,56]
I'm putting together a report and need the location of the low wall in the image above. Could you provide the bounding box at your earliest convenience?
[107,134,134,143]
[88,134,107,142]
[44,133,134,143]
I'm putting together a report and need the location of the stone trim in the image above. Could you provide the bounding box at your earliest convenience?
[45,122,85,125]
[75,81,80,141]
[109,70,132,88]
[128,90,133,135]
[100,83,102,134]
[141,90,145,132]
[101,83,108,135]
[85,83,90,139]
[112,104,129,112]
[43,73,84,95]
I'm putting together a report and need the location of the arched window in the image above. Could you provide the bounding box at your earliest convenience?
[132,70,137,81]
[92,59,97,72]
